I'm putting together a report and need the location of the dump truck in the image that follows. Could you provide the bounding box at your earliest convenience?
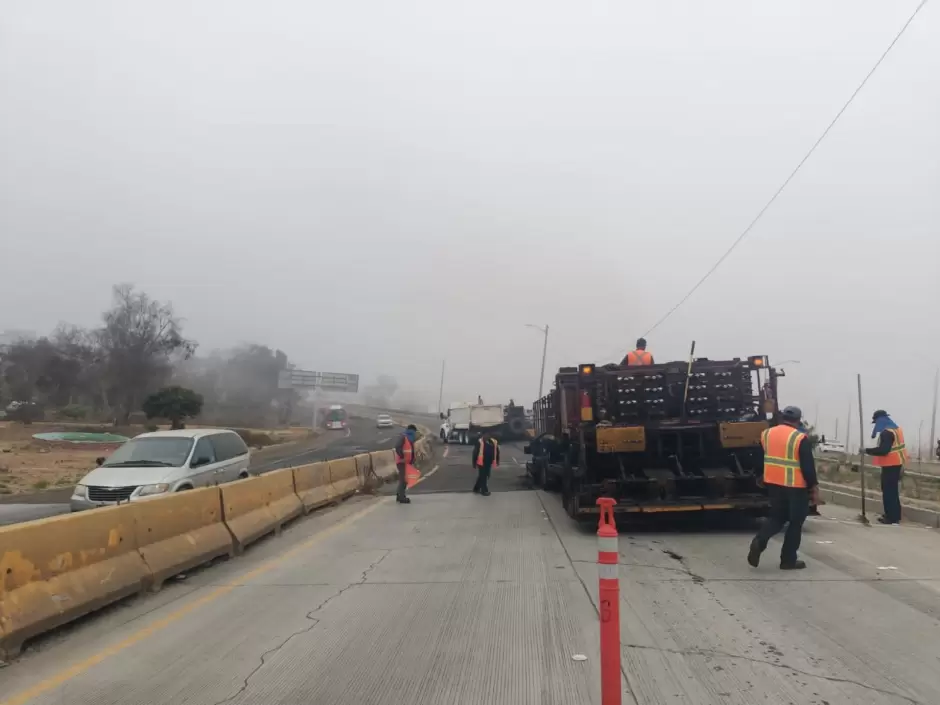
[526,355,792,520]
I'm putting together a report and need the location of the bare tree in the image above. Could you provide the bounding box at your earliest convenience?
[96,284,196,423]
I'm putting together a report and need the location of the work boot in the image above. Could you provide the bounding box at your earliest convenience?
[481,489,491,497]
[877,516,899,525]
[779,560,806,570]
[396,496,411,504]
[472,486,481,494]
[747,537,761,568]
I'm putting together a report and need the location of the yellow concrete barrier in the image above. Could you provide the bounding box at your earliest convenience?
[220,469,303,551]
[292,461,337,512]
[329,457,360,498]
[414,438,432,464]
[132,488,234,590]
[354,453,373,484]
[370,450,398,481]
[0,504,148,657]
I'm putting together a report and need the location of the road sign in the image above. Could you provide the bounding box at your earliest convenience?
[277,369,359,393]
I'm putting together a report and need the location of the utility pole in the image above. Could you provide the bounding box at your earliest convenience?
[930,367,938,464]
[835,418,839,443]
[437,360,445,415]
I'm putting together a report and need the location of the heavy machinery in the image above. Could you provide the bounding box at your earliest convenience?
[526,355,784,520]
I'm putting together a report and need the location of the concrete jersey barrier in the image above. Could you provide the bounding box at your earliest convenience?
[132,487,234,589]
[329,457,360,498]
[292,461,337,512]
[370,449,398,481]
[0,503,148,657]
[220,469,303,551]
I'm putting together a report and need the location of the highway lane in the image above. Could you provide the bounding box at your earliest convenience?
[0,418,400,527]
[3,441,939,704]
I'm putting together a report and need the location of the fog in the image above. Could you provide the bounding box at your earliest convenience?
[1,1,937,445]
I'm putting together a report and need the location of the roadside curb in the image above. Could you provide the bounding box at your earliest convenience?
[818,481,940,528]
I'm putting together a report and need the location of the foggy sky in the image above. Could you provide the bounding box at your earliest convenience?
[1,1,938,447]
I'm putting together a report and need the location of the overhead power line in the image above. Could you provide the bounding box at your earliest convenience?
[642,0,930,338]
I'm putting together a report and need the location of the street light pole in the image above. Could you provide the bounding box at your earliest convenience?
[437,360,445,415]
[539,325,549,399]
[930,367,938,463]
[525,324,550,400]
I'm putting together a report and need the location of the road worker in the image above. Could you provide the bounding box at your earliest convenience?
[748,405,818,570]
[394,424,418,504]
[472,429,500,496]
[622,337,654,366]
[865,410,908,524]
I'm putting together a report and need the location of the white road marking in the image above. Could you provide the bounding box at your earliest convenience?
[411,465,440,486]
[512,457,521,466]
[377,436,389,444]
[443,446,450,458]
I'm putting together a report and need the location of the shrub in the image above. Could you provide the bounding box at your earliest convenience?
[233,429,275,448]
[9,402,43,425]
[58,404,90,420]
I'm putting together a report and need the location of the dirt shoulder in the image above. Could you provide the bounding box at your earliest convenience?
[0,422,316,501]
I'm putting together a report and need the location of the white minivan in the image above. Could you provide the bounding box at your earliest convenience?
[70,428,252,511]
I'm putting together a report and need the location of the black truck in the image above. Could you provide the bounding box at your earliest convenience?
[525,355,802,521]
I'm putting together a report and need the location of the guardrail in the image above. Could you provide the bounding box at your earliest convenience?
[0,435,434,659]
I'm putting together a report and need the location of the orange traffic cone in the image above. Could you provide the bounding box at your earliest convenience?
[405,463,421,488]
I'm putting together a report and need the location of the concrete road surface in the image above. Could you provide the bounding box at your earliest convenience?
[0,418,400,527]
[3,441,939,704]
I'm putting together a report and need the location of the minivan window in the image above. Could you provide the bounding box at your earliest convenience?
[191,437,217,467]
[102,437,194,468]
[210,432,248,461]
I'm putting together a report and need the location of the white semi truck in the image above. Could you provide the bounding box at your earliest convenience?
[439,403,505,445]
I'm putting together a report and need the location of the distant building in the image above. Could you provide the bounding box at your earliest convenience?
[0,329,36,352]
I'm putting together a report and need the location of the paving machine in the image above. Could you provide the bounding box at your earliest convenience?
[526,355,791,520]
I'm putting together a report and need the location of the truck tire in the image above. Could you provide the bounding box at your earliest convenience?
[508,416,526,437]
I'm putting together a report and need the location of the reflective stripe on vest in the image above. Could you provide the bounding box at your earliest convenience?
[761,425,807,488]
[396,437,414,464]
[872,427,908,467]
[626,349,652,366]
[476,438,499,467]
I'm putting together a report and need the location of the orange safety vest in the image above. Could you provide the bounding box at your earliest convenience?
[626,349,653,366]
[476,438,499,467]
[872,427,908,467]
[396,436,414,465]
[761,425,807,488]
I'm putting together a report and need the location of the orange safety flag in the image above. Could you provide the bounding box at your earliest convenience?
[405,464,421,488]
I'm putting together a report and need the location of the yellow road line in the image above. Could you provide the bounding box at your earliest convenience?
[1,498,388,705]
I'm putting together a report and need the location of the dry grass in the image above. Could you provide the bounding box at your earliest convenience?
[0,421,309,496]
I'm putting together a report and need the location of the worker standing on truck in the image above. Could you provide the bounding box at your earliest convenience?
[472,430,500,496]
[622,337,654,366]
[394,424,418,504]
[748,405,818,570]
[865,410,908,524]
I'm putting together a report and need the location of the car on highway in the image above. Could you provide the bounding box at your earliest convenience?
[70,428,251,511]
[817,439,847,454]
[376,414,394,429]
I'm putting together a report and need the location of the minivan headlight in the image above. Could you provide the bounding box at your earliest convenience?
[138,483,170,497]
[73,484,88,498]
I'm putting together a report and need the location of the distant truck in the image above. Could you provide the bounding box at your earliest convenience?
[439,403,505,445]
[525,355,816,521]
